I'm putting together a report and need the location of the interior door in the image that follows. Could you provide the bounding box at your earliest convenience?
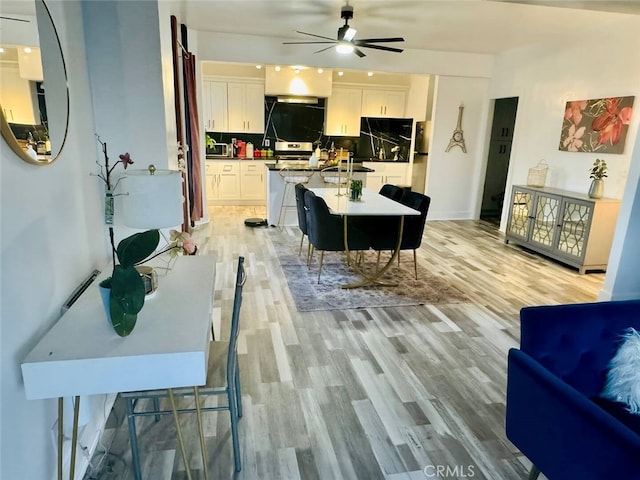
[480,97,519,226]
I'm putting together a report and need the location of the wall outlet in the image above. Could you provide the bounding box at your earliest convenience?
[264,139,270,147]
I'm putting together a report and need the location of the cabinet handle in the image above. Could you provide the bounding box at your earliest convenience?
[247,121,250,130]
[212,119,215,128]
[384,106,387,115]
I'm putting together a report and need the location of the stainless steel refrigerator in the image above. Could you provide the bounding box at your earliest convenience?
[411,121,430,193]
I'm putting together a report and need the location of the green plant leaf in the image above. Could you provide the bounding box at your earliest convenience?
[110,264,146,314]
[116,230,160,267]
[109,296,138,337]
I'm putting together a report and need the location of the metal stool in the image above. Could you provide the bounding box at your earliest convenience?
[278,167,314,226]
[320,165,349,186]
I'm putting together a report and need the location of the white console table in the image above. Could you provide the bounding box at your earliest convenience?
[21,255,216,479]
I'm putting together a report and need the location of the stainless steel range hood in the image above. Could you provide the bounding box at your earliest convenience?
[276,96,319,104]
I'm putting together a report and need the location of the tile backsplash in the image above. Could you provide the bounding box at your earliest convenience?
[205,97,412,162]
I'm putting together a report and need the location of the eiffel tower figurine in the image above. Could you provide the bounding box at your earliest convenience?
[446,105,467,153]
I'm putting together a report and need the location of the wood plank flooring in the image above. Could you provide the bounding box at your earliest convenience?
[84,206,603,480]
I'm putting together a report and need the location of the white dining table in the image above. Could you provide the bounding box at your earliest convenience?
[308,187,419,288]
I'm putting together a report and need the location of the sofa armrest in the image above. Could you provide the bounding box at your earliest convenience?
[520,300,640,396]
[506,349,640,479]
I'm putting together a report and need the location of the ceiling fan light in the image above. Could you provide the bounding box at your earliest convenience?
[344,27,357,42]
[336,41,354,54]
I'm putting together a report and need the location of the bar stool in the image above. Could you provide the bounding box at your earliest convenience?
[278,167,314,226]
[320,166,349,186]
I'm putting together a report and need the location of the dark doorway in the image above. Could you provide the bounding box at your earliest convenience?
[480,97,518,226]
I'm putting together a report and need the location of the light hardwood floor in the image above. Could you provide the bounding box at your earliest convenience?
[84,206,604,480]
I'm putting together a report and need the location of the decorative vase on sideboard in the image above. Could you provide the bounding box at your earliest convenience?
[588,179,604,199]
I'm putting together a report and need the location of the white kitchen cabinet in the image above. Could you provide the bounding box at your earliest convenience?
[240,161,265,201]
[205,161,241,204]
[227,81,264,133]
[202,80,227,132]
[325,87,362,136]
[363,162,409,191]
[361,88,406,118]
[0,65,38,124]
[206,160,266,205]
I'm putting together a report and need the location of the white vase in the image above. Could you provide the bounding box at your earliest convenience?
[588,178,604,199]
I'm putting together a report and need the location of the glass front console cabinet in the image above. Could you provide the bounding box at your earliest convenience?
[505,185,620,274]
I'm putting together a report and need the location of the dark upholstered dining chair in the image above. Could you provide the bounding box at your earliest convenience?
[294,183,311,261]
[304,190,370,283]
[379,184,404,201]
[369,191,431,279]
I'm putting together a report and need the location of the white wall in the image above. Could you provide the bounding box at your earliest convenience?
[1,1,180,478]
[487,14,640,299]
[82,0,172,173]
[488,17,640,224]
[1,1,107,479]
[425,75,491,220]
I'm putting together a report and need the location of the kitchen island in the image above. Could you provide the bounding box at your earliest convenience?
[265,161,373,226]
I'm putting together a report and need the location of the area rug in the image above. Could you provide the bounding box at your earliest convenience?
[273,232,469,312]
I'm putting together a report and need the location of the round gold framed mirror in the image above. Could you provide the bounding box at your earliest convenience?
[0,0,69,165]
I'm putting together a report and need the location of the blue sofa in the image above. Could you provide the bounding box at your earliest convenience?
[506,300,640,479]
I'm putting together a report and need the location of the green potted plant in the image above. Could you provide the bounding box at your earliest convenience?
[588,158,607,199]
[93,137,197,336]
[99,230,160,336]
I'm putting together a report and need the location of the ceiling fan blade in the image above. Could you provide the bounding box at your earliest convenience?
[354,47,366,58]
[283,41,336,45]
[354,37,404,43]
[295,31,336,41]
[356,43,404,53]
[314,45,336,54]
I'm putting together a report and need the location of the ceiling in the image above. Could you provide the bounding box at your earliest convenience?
[180,0,640,56]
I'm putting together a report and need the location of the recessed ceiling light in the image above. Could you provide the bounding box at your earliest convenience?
[24,47,32,54]
[317,68,323,74]
[275,66,281,72]
[367,72,373,77]
[338,71,344,76]
[256,65,262,69]
[0,48,4,53]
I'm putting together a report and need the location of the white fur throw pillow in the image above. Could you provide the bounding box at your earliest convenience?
[601,328,640,414]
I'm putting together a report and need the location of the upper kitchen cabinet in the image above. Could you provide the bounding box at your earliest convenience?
[361,88,406,118]
[203,76,264,134]
[325,87,362,136]
[202,80,227,132]
[227,81,265,134]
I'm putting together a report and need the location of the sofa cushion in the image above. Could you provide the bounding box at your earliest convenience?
[592,396,640,436]
[601,327,640,414]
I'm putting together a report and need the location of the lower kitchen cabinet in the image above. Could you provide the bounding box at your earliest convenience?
[205,160,265,205]
[505,185,620,273]
[363,162,409,192]
[239,161,265,202]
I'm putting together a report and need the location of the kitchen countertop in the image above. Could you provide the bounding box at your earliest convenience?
[352,157,410,163]
[265,162,373,172]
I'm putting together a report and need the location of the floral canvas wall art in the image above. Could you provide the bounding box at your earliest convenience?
[559,96,634,154]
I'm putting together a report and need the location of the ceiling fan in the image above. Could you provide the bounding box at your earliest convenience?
[283,4,404,58]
